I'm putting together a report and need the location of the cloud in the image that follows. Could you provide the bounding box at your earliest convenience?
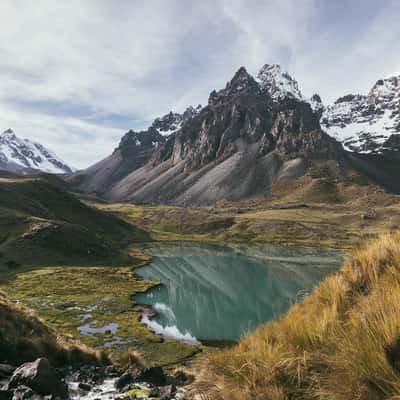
[0,0,399,168]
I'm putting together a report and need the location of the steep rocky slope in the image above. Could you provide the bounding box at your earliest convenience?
[68,106,201,196]
[0,129,73,173]
[67,65,400,205]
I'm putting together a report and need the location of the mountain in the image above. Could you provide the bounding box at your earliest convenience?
[67,106,201,195]
[0,129,74,174]
[67,64,400,205]
[321,75,400,155]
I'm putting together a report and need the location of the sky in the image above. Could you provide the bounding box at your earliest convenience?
[0,0,399,169]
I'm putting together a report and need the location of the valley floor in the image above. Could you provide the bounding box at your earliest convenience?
[90,184,400,249]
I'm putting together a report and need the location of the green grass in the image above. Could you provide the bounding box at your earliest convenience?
[0,261,199,367]
[0,289,103,366]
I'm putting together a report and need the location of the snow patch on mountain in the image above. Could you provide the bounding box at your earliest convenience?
[152,105,202,137]
[257,64,303,101]
[0,129,74,173]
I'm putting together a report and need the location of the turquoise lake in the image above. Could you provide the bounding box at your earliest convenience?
[134,242,344,343]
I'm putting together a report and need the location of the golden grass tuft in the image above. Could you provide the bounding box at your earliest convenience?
[194,233,400,399]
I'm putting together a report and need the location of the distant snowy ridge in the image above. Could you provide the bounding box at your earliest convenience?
[0,129,74,173]
[321,75,400,153]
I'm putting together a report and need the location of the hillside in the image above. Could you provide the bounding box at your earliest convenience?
[0,290,100,366]
[0,173,149,276]
[194,233,400,400]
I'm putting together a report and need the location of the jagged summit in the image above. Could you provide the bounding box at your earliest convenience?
[321,74,400,154]
[0,129,73,174]
[257,64,303,101]
[151,105,202,137]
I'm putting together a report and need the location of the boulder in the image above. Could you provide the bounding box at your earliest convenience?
[137,367,166,386]
[114,371,135,391]
[77,382,91,392]
[8,359,68,399]
[10,385,42,400]
[159,384,176,399]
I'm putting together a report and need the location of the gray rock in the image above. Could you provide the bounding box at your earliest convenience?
[159,384,176,399]
[8,359,68,399]
[114,371,135,391]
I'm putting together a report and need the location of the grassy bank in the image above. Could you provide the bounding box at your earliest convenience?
[194,233,400,399]
[0,290,103,366]
[0,258,199,367]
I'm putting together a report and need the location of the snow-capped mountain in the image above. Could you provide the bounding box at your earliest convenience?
[321,75,400,153]
[0,129,74,174]
[256,64,324,115]
[256,64,303,101]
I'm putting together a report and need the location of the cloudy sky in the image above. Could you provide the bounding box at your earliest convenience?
[1,0,399,169]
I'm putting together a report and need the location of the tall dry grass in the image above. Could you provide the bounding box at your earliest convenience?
[194,233,400,400]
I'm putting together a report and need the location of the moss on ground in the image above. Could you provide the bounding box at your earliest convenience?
[1,263,199,366]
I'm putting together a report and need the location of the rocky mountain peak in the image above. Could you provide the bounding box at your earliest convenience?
[257,64,303,101]
[0,129,73,174]
[1,128,16,138]
[224,66,260,95]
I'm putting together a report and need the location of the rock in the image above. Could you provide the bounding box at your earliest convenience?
[78,382,92,391]
[11,385,43,400]
[137,367,166,386]
[8,359,68,399]
[159,384,176,399]
[114,371,135,391]
[104,365,119,377]
[0,365,15,379]
[171,370,191,386]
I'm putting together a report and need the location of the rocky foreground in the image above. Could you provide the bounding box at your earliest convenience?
[0,358,192,400]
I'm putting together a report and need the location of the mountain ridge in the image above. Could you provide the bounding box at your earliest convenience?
[66,64,400,204]
[0,129,74,174]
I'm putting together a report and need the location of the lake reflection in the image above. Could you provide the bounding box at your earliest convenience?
[134,242,343,342]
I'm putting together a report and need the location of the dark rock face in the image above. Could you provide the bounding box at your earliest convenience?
[8,358,68,399]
